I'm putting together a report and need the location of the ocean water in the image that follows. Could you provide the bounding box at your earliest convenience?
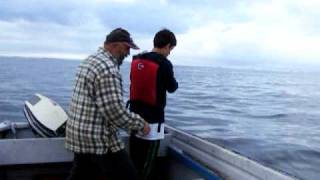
[1,56,320,180]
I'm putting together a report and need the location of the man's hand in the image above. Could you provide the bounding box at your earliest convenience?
[143,122,150,135]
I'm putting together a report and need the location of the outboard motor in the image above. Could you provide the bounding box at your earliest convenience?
[23,94,68,137]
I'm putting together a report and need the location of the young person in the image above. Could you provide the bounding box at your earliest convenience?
[129,29,178,179]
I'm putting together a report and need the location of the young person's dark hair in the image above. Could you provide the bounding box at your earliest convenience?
[153,29,177,48]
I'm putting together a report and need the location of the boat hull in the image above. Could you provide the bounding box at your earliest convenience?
[0,125,297,180]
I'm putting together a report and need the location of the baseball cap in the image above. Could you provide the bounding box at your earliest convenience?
[105,28,139,49]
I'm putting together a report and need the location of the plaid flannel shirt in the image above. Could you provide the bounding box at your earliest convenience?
[65,47,145,154]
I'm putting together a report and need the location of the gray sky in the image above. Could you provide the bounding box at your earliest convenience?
[0,0,319,67]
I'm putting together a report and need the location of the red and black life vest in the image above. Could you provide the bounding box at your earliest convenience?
[130,58,159,106]
[128,52,178,124]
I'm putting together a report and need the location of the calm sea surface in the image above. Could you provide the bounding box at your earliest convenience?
[1,57,320,180]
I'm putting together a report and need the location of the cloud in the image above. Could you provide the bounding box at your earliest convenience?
[172,0,320,66]
[0,0,319,67]
[0,18,105,59]
[0,0,191,33]
[0,0,195,59]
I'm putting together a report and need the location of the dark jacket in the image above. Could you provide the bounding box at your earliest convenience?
[129,52,178,123]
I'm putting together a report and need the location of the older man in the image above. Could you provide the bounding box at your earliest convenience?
[65,28,150,180]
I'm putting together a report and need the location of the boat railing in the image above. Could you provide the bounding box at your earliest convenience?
[165,125,298,180]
